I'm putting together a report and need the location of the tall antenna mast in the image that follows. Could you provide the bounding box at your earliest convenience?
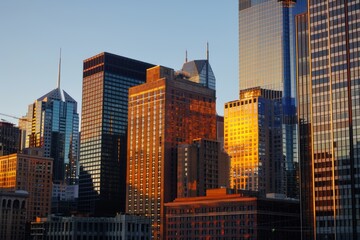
[206,42,209,61]
[57,48,62,89]
[206,42,209,88]
[185,50,188,63]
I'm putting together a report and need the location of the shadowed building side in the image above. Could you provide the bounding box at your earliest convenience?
[298,1,360,239]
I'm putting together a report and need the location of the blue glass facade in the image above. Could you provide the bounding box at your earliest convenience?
[79,52,154,215]
[25,88,79,184]
[239,0,307,198]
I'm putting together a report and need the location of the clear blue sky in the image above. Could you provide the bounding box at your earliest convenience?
[0,1,238,125]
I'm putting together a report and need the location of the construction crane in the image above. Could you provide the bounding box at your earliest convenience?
[0,113,30,123]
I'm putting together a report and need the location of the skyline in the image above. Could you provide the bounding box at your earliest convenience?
[0,1,238,124]
[1,0,360,239]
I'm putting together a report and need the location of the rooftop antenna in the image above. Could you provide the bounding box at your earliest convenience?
[185,50,188,63]
[57,48,62,89]
[206,42,209,88]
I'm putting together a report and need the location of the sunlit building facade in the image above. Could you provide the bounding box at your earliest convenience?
[239,0,307,198]
[224,87,283,196]
[0,150,53,222]
[24,86,79,184]
[297,1,360,239]
[79,52,154,215]
[127,66,216,239]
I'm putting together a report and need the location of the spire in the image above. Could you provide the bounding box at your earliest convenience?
[57,48,62,89]
[185,49,188,63]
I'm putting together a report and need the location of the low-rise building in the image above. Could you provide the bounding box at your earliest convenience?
[30,214,151,240]
[0,150,53,222]
[165,188,300,240]
[0,190,28,240]
[51,181,78,215]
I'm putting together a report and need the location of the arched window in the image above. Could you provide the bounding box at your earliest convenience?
[13,200,20,209]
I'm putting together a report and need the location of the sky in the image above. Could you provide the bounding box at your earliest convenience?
[0,1,238,125]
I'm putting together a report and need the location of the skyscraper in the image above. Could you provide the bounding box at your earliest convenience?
[239,0,289,91]
[224,87,283,195]
[79,52,154,215]
[238,0,307,198]
[297,1,360,239]
[127,65,216,239]
[23,65,79,184]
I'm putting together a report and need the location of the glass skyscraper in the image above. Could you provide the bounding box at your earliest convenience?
[24,86,79,184]
[239,0,287,91]
[297,1,360,239]
[238,0,307,198]
[181,59,216,91]
[79,52,154,216]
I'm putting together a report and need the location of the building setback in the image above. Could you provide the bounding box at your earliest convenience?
[126,66,216,239]
[0,150,53,222]
[164,188,300,240]
[297,1,360,239]
[224,87,283,196]
[79,52,155,216]
[177,138,229,198]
